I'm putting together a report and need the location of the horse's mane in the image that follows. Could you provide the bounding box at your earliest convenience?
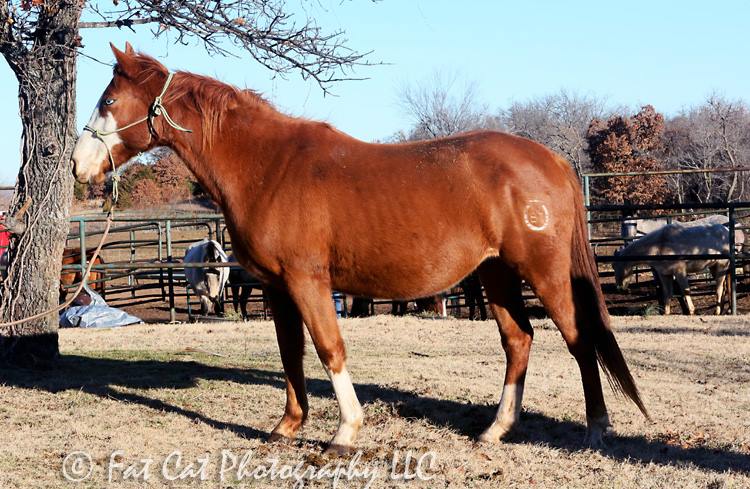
[132,54,272,150]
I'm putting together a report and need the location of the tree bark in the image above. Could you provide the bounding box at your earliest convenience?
[0,2,82,367]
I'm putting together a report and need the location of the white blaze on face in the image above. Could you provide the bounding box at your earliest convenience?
[72,106,122,182]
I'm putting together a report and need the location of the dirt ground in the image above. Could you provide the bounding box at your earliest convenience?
[1,315,749,488]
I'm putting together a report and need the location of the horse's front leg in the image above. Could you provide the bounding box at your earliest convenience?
[267,288,309,441]
[287,276,364,454]
[674,273,695,315]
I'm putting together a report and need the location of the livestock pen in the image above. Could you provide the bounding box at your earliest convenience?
[54,207,750,322]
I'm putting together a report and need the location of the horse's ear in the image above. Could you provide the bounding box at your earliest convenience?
[110,42,138,77]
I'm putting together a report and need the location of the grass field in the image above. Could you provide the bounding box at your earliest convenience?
[1,315,749,488]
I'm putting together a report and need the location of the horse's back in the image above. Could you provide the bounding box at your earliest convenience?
[326,131,578,296]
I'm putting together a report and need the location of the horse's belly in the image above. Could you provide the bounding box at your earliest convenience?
[330,240,491,299]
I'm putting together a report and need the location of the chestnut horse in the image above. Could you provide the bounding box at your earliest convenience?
[60,247,105,303]
[71,44,647,453]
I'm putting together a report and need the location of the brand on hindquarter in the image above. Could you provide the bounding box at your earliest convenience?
[523,200,549,231]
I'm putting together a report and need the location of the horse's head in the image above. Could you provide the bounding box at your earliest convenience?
[612,248,634,290]
[72,43,173,184]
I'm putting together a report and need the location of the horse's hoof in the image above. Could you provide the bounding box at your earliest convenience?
[324,443,355,457]
[584,415,613,449]
[268,432,294,444]
[477,422,513,444]
[584,432,606,449]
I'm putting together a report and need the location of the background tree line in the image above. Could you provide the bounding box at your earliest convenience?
[397,73,750,206]
[75,73,750,212]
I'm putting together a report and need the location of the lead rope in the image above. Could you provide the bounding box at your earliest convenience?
[0,72,191,331]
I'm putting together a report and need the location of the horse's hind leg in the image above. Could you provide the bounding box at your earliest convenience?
[713,268,727,315]
[267,288,308,441]
[659,274,674,315]
[524,265,611,446]
[230,283,240,314]
[240,286,252,319]
[476,261,533,442]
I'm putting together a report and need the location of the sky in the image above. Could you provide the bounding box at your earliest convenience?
[0,0,748,184]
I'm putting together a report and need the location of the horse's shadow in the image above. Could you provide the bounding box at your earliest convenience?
[1,354,748,474]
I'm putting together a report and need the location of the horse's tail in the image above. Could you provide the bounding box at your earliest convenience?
[569,175,649,419]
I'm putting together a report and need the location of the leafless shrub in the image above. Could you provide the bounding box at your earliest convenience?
[500,90,611,177]
[395,71,500,141]
[664,94,750,203]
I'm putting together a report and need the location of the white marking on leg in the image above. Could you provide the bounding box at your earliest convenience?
[326,366,363,447]
[585,413,612,448]
[685,294,695,315]
[72,108,122,180]
[479,383,524,442]
[523,200,549,232]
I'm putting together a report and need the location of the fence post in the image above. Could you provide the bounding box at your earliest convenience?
[583,175,592,239]
[214,218,222,247]
[729,205,737,315]
[78,218,87,290]
[166,219,176,323]
[158,222,165,301]
[129,229,136,298]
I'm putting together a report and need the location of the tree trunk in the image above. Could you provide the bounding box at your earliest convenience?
[0,3,81,367]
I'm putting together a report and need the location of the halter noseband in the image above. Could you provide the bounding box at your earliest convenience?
[83,72,192,203]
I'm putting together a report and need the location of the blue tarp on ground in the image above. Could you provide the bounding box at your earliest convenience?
[60,287,142,328]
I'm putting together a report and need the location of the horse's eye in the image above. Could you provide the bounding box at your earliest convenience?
[103,98,116,106]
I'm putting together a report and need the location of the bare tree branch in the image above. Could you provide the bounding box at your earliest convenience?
[80,0,377,92]
[79,18,156,29]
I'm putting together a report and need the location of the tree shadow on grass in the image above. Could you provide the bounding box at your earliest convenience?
[1,354,748,474]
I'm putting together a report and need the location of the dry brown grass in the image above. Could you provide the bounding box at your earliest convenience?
[1,315,749,488]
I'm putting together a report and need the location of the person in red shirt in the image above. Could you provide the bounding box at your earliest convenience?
[0,213,10,256]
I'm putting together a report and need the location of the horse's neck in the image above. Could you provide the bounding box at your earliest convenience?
[619,234,660,275]
[167,104,283,211]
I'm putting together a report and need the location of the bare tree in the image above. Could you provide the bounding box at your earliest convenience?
[500,90,611,177]
[664,94,750,203]
[396,71,498,141]
[0,0,374,366]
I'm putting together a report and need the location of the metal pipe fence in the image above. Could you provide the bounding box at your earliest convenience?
[3,190,750,319]
[586,199,750,315]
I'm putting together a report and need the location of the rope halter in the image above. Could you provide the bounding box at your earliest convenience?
[82,72,193,204]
